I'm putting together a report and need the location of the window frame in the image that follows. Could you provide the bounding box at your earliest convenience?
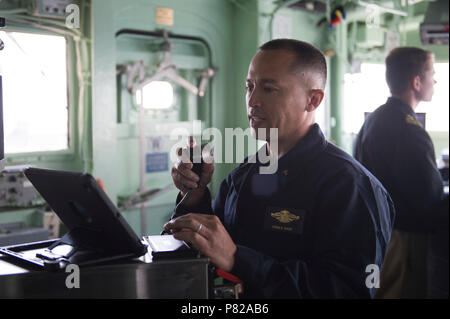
[2,25,78,165]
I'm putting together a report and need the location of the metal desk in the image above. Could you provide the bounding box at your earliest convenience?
[0,251,210,298]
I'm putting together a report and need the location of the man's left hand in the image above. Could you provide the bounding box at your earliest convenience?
[163,213,237,272]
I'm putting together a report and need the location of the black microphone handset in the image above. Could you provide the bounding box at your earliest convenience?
[161,144,205,232]
[188,145,203,185]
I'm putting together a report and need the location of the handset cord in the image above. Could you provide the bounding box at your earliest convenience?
[160,190,192,235]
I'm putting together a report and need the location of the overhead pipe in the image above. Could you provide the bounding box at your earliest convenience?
[356,0,408,17]
[344,0,408,23]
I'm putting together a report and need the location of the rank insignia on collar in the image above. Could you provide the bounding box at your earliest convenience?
[405,114,422,128]
[271,210,300,223]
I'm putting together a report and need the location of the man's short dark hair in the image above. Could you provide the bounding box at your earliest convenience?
[259,38,327,89]
[385,47,433,94]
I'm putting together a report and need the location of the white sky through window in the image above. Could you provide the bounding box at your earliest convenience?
[0,31,68,154]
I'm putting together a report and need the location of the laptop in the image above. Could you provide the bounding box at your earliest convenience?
[0,168,148,270]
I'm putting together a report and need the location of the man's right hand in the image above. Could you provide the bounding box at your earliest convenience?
[171,142,214,207]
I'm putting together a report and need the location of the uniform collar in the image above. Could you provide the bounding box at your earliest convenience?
[387,97,416,117]
[255,124,328,175]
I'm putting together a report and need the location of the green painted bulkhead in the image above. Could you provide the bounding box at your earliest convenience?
[0,0,448,236]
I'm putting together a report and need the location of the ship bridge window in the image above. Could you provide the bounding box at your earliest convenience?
[136,80,174,110]
[0,31,68,154]
[344,63,390,135]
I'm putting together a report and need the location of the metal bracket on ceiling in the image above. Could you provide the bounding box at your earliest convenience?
[118,30,215,97]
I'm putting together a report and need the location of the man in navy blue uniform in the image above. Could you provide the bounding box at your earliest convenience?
[354,47,447,298]
[165,39,395,298]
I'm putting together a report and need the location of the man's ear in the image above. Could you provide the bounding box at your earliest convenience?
[306,89,325,112]
[412,75,421,92]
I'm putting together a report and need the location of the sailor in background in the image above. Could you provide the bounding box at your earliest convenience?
[354,47,448,298]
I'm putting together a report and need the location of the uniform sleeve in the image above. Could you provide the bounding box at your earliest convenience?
[390,125,444,232]
[230,171,395,298]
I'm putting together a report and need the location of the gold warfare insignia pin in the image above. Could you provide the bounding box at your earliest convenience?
[405,114,422,128]
[265,207,305,234]
[271,210,300,223]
